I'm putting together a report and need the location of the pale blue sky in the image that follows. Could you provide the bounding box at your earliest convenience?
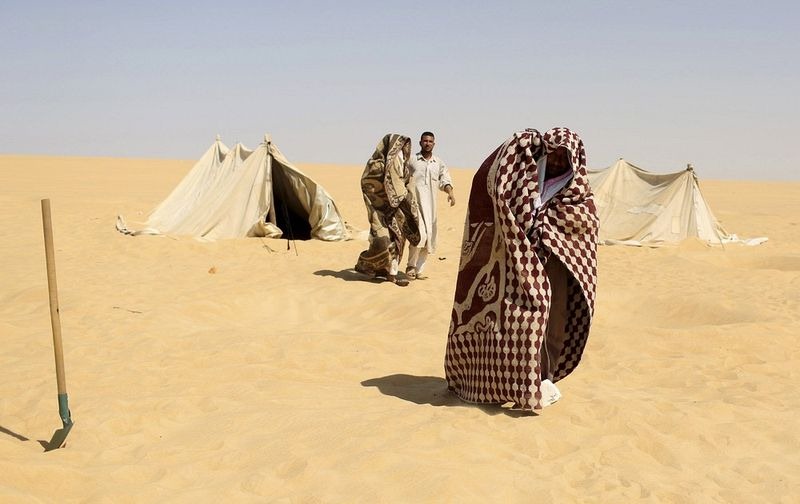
[1,1,797,179]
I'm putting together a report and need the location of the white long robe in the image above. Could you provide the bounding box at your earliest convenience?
[408,152,453,253]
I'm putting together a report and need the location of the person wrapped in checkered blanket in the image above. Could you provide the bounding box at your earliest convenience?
[445,128,598,411]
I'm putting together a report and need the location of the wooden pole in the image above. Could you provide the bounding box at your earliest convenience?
[41,199,71,427]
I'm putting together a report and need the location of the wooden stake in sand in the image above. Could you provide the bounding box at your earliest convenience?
[41,199,74,451]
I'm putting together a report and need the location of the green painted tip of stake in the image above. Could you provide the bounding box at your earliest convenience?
[58,393,73,428]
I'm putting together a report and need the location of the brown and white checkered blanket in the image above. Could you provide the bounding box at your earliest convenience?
[445,128,598,411]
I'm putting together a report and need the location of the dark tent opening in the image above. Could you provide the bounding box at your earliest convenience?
[272,163,313,240]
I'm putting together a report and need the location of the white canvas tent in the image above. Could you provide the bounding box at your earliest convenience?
[117,135,348,241]
[586,158,765,246]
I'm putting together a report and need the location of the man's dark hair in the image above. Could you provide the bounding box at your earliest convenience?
[421,131,435,139]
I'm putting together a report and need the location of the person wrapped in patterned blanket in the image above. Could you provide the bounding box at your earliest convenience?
[445,127,598,411]
[355,134,421,286]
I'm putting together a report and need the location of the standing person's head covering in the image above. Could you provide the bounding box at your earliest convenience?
[363,134,413,209]
[355,134,420,280]
[445,127,598,411]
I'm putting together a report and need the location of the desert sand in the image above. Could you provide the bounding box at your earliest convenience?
[1,154,798,503]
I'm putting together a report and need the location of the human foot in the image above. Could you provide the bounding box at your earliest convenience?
[386,274,409,287]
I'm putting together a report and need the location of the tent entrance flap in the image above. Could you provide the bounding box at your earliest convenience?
[271,162,312,240]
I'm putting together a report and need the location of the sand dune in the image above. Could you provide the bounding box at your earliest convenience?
[1,154,798,502]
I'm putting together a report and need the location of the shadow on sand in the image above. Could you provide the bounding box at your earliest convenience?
[0,424,29,442]
[314,269,387,284]
[1,423,73,451]
[361,374,535,417]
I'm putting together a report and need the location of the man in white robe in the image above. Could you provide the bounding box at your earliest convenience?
[405,131,455,279]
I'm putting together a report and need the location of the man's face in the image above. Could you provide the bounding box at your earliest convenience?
[420,135,435,154]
